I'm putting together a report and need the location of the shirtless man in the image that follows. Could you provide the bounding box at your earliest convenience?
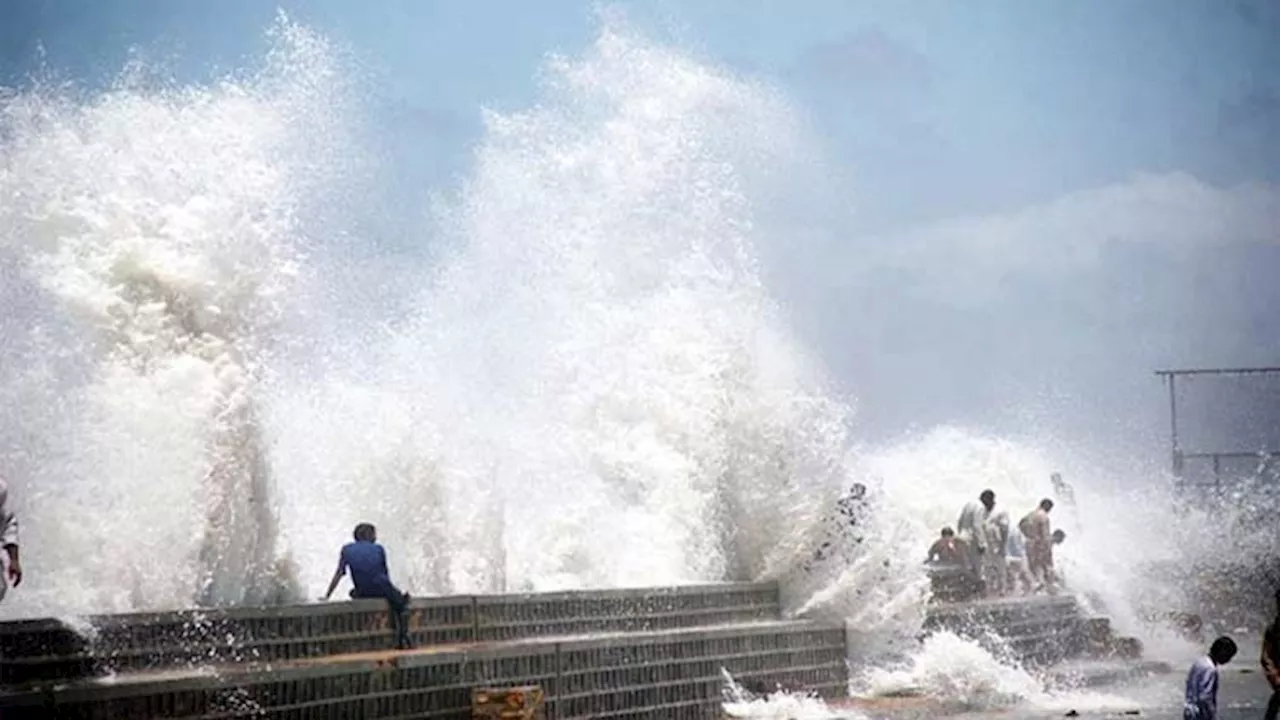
[1019,498,1056,593]
[926,527,967,565]
[1050,472,1075,507]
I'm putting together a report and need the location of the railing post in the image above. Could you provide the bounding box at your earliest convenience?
[553,641,562,720]
[1168,373,1180,478]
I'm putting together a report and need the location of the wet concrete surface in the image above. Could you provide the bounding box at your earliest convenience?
[839,662,1274,719]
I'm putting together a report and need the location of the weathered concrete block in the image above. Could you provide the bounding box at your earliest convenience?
[472,685,546,719]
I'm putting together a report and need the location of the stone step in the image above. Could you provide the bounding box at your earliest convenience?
[923,594,1142,667]
[829,658,1176,718]
[0,582,782,687]
[926,594,1082,626]
[1043,658,1174,689]
[0,620,848,720]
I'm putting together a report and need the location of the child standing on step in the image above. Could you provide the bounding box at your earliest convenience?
[322,523,414,650]
[1183,635,1237,720]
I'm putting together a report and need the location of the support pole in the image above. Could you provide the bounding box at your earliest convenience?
[1168,374,1181,477]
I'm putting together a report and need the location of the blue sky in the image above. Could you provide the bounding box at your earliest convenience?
[3,0,1276,231]
[2,1,1278,451]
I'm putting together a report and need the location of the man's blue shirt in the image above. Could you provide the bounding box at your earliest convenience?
[340,540,392,596]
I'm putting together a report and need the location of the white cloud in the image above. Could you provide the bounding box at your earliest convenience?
[847,172,1280,303]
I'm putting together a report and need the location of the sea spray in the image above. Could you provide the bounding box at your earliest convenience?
[267,18,853,596]
[0,15,352,613]
[722,668,864,719]
[857,631,1043,708]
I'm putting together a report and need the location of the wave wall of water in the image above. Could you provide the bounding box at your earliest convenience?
[0,16,355,611]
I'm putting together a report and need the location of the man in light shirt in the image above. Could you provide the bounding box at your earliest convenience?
[1004,522,1033,595]
[1183,635,1237,719]
[983,509,1011,596]
[956,490,995,590]
[0,479,22,602]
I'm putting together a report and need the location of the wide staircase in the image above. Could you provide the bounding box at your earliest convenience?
[0,582,849,719]
[924,568,1172,687]
[925,594,1142,664]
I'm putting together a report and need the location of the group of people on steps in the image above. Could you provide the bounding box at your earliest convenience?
[926,478,1068,597]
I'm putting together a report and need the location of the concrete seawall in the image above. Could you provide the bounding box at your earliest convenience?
[0,582,850,718]
[0,581,1167,718]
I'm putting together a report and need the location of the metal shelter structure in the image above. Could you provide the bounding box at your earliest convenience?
[1155,366,1280,486]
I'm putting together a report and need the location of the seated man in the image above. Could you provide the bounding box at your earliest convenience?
[925,527,966,565]
[926,526,981,601]
[323,523,413,649]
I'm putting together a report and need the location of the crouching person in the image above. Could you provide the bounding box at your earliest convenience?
[323,523,414,649]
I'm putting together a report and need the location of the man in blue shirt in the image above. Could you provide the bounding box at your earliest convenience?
[322,523,413,649]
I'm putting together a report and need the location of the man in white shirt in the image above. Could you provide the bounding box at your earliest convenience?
[1184,636,1237,719]
[0,479,22,602]
[956,490,995,590]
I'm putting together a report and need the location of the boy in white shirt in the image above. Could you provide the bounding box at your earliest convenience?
[1184,636,1237,720]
